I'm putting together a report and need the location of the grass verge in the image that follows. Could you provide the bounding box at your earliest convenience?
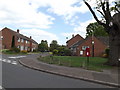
[38,56,113,72]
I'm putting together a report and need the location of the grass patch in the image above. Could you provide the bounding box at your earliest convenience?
[38,56,112,72]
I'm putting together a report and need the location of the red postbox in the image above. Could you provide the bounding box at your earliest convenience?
[86,48,90,57]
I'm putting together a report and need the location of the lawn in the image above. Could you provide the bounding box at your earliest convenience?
[38,56,112,72]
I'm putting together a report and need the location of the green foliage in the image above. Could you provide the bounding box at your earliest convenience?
[49,40,59,52]
[64,48,72,56]
[1,49,10,53]
[21,50,27,54]
[86,22,108,37]
[105,48,109,57]
[38,56,112,72]
[33,49,38,52]
[110,1,120,13]
[57,46,72,56]
[49,40,71,56]
[11,36,15,48]
[53,49,58,55]
[38,40,48,52]
[10,47,20,53]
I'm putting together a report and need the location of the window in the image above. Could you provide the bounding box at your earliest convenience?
[18,38,20,42]
[17,45,20,49]
[26,40,28,43]
[25,47,28,51]
[73,48,76,52]
[80,51,83,55]
[21,39,24,43]
[0,36,3,40]
[20,46,24,51]
[82,46,89,50]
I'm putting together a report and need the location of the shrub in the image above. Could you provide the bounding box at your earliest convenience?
[21,50,27,54]
[102,54,108,58]
[105,48,109,57]
[33,49,37,52]
[1,49,10,53]
[10,47,20,53]
[64,48,72,56]
[53,49,58,55]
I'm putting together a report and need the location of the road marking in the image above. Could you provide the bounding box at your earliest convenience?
[7,60,11,63]
[12,61,17,65]
[0,85,2,89]
[1,58,17,65]
[8,56,26,59]
[2,59,6,62]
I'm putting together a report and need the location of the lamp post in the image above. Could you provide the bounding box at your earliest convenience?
[92,40,94,57]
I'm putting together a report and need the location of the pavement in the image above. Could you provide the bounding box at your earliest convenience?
[18,53,120,88]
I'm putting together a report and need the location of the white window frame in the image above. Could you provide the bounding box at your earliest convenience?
[18,38,20,42]
[80,51,83,55]
[25,46,28,51]
[20,46,24,51]
[21,39,24,43]
[82,46,89,50]
[17,45,20,49]
[26,40,28,44]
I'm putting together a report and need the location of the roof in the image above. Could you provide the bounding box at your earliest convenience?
[96,36,109,46]
[2,27,38,44]
[70,36,109,48]
[66,34,84,43]
[70,40,84,48]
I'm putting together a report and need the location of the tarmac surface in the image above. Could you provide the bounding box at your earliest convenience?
[19,53,119,88]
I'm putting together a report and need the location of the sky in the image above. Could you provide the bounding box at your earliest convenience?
[0,0,115,45]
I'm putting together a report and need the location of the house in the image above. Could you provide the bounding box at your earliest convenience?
[0,27,38,51]
[66,34,109,57]
[66,34,84,48]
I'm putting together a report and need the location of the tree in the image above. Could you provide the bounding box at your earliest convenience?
[86,22,108,37]
[49,40,59,52]
[11,36,15,48]
[38,40,48,52]
[84,0,120,66]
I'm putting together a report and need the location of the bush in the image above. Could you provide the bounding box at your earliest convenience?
[21,50,27,54]
[64,48,72,56]
[33,49,37,52]
[10,47,20,53]
[53,49,58,55]
[105,48,109,57]
[1,49,10,53]
[102,54,108,58]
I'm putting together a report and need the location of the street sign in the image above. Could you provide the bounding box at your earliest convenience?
[86,48,90,57]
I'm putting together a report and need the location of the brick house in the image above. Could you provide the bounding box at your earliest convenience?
[0,27,38,51]
[66,34,84,48]
[66,34,109,57]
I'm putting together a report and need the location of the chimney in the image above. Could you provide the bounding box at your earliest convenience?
[72,34,74,38]
[17,29,19,33]
[30,36,32,39]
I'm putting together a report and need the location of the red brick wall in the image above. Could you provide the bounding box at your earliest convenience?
[1,28,14,49]
[76,36,107,57]
[67,34,84,48]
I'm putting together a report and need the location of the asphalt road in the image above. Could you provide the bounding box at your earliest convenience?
[1,54,111,88]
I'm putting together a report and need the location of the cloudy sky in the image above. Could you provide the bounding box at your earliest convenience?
[0,0,115,45]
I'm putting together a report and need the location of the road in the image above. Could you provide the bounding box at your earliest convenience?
[1,54,111,88]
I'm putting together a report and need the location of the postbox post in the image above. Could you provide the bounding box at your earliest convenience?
[86,47,90,69]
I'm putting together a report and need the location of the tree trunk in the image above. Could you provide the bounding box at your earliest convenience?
[107,34,120,66]
[106,13,120,66]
